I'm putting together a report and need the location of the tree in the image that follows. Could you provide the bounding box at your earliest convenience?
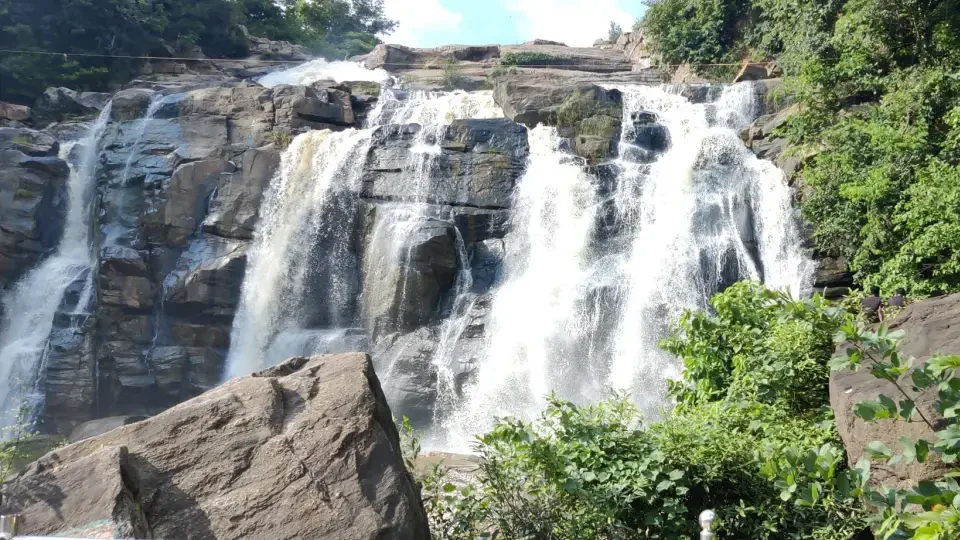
[608,21,623,42]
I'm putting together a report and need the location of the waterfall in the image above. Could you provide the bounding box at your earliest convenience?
[0,103,112,432]
[443,126,599,446]
[224,89,504,379]
[224,129,373,379]
[609,84,812,408]
[256,59,391,88]
[440,83,812,448]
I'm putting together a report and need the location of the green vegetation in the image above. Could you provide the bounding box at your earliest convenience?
[554,91,619,129]
[607,21,623,42]
[0,0,395,104]
[500,52,570,67]
[268,130,292,149]
[439,59,468,90]
[640,0,960,297]
[416,283,960,538]
[420,283,872,539]
[830,323,960,538]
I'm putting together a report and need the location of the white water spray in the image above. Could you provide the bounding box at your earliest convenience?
[225,128,372,379]
[257,59,391,88]
[444,126,599,446]
[441,83,812,447]
[225,88,503,378]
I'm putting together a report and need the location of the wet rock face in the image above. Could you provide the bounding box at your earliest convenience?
[3,354,430,540]
[0,128,69,289]
[364,118,529,209]
[492,74,622,163]
[52,78,373,428]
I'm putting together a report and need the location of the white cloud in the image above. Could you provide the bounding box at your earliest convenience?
[504,0,637,47]
[381,0,464,48]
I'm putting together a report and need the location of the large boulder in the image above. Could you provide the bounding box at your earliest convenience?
[830,294,960,489]
[364,44,501,70]
[0,102,31,124]
[362,210,459,337]
[247,34,312,61]
[2,353,430,540]
[492,73,619,128]
[142,159,236,246]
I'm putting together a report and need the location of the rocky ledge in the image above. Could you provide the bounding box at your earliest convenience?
[1,353,429,540]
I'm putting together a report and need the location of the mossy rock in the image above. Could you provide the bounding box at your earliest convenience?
[1,434,68,479]
[348,81,382,97]
[578,115,620,138]
[573,135,616,165]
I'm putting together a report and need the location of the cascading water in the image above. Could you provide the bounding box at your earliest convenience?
[439,83,812,448]
[225,128,373,379]
[442,126,600,447]
[0,103,112,432]
[225,88,503,379]
[609,84,813,407]
[256,59,391,88]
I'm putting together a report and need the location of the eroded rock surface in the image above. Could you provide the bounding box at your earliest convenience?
[2,353,430,540]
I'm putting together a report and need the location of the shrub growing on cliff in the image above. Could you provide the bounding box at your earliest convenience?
[499,52,570,67]
[662,282,841,413]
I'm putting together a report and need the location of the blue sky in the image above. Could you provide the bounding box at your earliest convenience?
[382,0,648,48]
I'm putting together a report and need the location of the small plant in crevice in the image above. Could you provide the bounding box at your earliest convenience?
[438,59,468,90]
[269,130,292,149]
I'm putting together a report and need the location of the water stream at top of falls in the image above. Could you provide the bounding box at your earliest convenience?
[0,103,113,433]
[437,83,813,450]
[224,89,503,380]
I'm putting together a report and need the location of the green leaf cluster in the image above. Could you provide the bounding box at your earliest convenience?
[831,322,960,539]
[499,52,571,67]
[662,281,841,414]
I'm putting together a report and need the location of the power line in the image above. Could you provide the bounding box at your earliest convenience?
[0,48,749,69]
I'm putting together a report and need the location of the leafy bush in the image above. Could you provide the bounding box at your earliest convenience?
[608,21,623,42]
[662,282,841,413]
[500,52,570,67]
[641,0,752,66]
[798,69,960,295]
[439,59,468,90]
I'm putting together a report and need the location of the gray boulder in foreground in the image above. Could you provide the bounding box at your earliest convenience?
[1,353,429,540]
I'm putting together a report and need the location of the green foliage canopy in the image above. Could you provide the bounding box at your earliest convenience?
[0,0,395,103]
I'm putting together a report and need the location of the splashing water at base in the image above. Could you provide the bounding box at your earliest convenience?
[0,103,113,433]
[442,126,599,447]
